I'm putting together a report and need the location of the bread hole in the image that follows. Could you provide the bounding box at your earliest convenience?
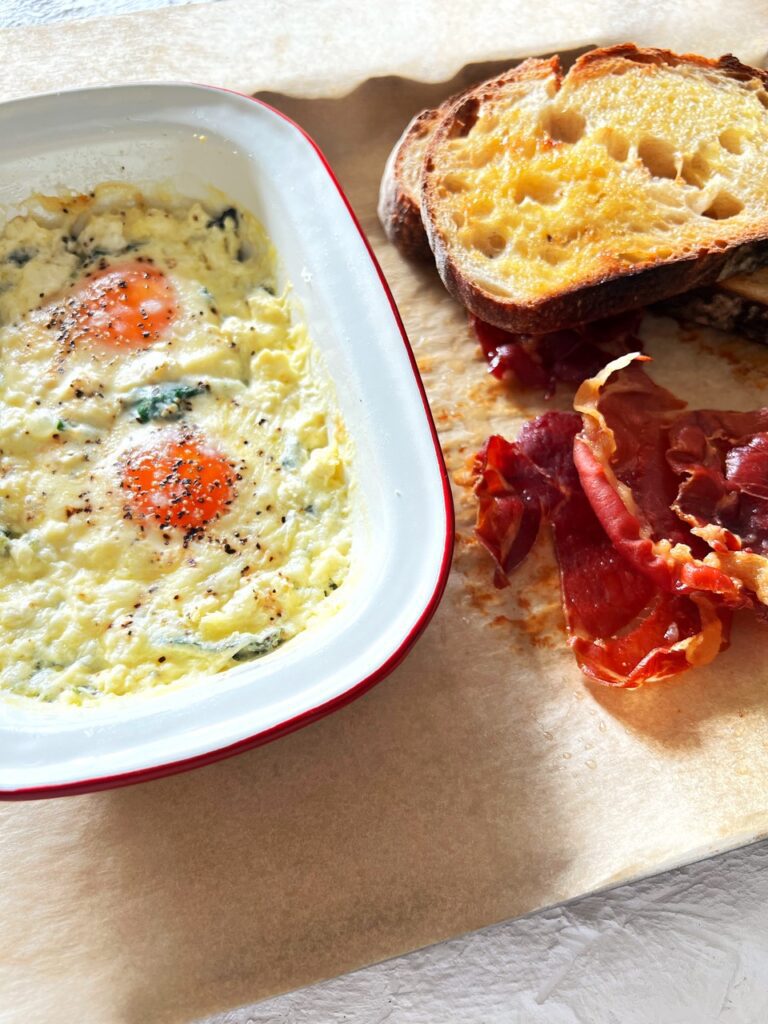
[486,279,524,298]
[515,173,559,205]
[719,129,745,155]
[680,153,711,188]
[487,232,506,254]
[701,191,744,220]
[470,146,494,169]
[757,90,768,110]
[474,231,507,258]
[637,136,677,180]
[542,106,586,144]
[541,247,567,266]
[442,173,468,194]
[469,198,494,219]
[597,127,629,162]
[449,97,480,138]
[413,120,434,144]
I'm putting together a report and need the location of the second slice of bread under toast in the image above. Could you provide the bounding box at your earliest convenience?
[421,45,768,334]
[378,107,444,260]
[655,268,768,342]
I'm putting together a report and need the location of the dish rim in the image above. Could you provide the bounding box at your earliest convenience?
[0,81,454,801]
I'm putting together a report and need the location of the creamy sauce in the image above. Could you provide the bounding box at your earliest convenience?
[0,183,352,704]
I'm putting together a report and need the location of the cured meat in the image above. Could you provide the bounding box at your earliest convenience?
[471,350,768,685]
[471,311,642,396]
[669,412,768,554]
[473,411,729,687]
[575,354,768,608]
[474,433,560,588]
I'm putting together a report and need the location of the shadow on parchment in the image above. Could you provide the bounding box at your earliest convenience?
[587,613,768,750]
[98,595,573,1023]
[92,59,581,1024]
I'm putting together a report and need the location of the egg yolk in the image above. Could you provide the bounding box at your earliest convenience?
[51,262,176,350]
[121,432,236,533]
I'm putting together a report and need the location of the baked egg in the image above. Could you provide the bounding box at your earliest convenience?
[0,183,353,704]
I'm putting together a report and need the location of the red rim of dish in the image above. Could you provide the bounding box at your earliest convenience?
[2,85,455,801]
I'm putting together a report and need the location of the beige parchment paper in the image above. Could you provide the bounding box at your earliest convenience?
[3,5,768,1023]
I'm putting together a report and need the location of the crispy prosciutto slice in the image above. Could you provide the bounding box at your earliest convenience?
[666,411,768,552]
[474,412,729,687]
[472,352,768,686]
[574,354,768,609]
[474,416,570,587]
[471,311,642,396]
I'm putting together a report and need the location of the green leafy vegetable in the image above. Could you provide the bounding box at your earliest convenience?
[126,382,208,423]
[231,631,283,661]
[156,628,283,662]
[78,242,141,268]
[7,248,34,268]
[74,683,99,697]
[207,207,239,230]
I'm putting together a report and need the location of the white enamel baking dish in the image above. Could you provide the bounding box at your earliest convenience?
[0,83,453,799]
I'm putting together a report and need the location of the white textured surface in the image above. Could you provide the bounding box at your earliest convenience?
[0,0,209,29]
[0,0,767,103]
[7,3,768,1022]
[201,842,768,1023]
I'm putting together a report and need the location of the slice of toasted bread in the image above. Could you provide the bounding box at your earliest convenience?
[421,45,768,334]
[378,107,442,259]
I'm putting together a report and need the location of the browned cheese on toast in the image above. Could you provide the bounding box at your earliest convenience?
[420,45,768,333]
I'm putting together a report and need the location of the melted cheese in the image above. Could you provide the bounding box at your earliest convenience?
[0,184,353,704]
